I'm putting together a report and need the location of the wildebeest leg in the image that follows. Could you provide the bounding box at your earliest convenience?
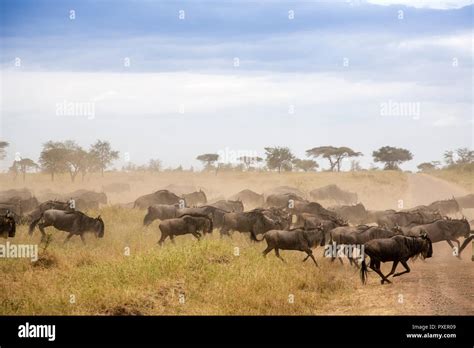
[274,249,285,263]
[64,233,74,244]
[446,239,461,258]
[262,246,273,257]
[303,249,319,267]
[384,261,399,278]
[158,234,167,246]
[38,223,47,242]
[80,234,86,245]
[369,260,391,284]
[192,232,202,240]
[393,260,410,277]
[169,235,176,244]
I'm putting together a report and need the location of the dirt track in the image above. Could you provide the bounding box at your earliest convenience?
[358,173,473,315]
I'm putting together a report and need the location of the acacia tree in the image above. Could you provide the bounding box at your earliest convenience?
[148,159,162,173]
[417,162,436,172]
[89,140,119,177]
[372,146,413,170]
[196,153,219,171]
[264,147,295,173]
[306,146,362,172]
[39,141,69,181]
[292,158,318,172]
[11,158,38,182]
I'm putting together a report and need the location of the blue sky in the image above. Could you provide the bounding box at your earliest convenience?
[0,0,472,171]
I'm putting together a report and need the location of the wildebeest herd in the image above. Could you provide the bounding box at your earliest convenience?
[1,185,473,285]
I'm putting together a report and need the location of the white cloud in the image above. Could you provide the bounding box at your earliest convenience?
[433,116,463,127]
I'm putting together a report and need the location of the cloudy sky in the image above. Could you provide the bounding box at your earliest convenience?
[0,0,472,171]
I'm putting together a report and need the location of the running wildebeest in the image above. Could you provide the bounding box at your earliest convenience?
[262,226,326,267]
[229,189,265,209]
[220,210,289,241]
[210,200,244,213]
[329,225,403,266]
[26,200,75,223]
[134,190,185,210]
[328,203,368,225]
[143,204,180,226]
[376,209,442,228]
[0,211,16,238]
[455,193,474,209]
[265,193,306,209]
[177,206,229,228]
[29,209,104,243]
[405,217,471,258]
[360,233,433,284]
[309,185,358,205]
[264,186,306,198]
[68,190,108,205]
[157,214,213,245]
[182,190,207,207]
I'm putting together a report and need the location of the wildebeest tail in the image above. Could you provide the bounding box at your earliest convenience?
[28,214,42,235]
[360,259,368,284]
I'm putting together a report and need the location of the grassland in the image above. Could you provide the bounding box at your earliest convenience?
[0,169,469,315]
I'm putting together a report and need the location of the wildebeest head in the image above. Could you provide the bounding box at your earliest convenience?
[419,231,433,259]
[95,215,105,238]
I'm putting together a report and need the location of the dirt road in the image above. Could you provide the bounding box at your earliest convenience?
[358,173,473,315]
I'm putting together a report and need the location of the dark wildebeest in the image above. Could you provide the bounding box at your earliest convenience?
[182,190,207,207]
[220,210,289,241]
[296,212,347,240]
[26,200,74,223]
[309,185,357,205]
[265,193,306,209]
[360,234,433,284]
[262,226,326,266]
[158,214,213,245]
[0,196,39,222]
[210,200,244,213]
[427,198,461,216]
[229,189,265,209]
[143,204,179,226]
[377,209,441,228]
[134,190,185,210]
[102,182,131,194]
[0,211,16,238]
[329,225,403,266]
[328,203,368,225]
[177,206,229,228]
[405,217,471,258]
[290,201,340,222]
[29,209,104,244]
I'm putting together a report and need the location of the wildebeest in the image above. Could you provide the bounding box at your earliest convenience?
[328,203,367,225]
[68,190,108,205]
[102,182,131,194]
[210,200,244,213]
[0,196,39,222]
[377,209,442,228]
[360,234,433,284]
[229,189,265,209]
[427,198,461,216]
[290,201,340,222]
[262,226,326,266]
[158,214,213,245]
[29,209,104,243]
[309,185,357,205]
[134,190,185,210]
[264,186,306,198]
[364,209,396,224]
[329,225,403,265]
[182,190,207,207]
[405,217,471,257]
[0,188,33,201]
[265,193,305,209]
[220,210,289,241]
[0,211,16,238]
[177,206,228,228]
[143,204,180,226]
[26,200,74,222]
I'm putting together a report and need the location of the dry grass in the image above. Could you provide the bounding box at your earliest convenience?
[428,169,474,192]
[0,170,413,315]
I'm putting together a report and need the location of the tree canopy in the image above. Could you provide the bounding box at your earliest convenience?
[306,146,362,171]
[372,146,413,170]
